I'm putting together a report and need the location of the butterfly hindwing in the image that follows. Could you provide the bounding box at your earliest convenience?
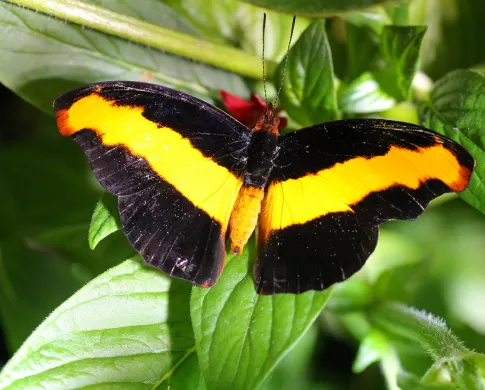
[55,81,251,287]
[256,119,474,294]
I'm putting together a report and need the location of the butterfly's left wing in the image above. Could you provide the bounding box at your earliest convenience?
[256,119,474,294]
[55,82,251,287]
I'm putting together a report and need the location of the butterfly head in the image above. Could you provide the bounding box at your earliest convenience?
[253,103,279,134]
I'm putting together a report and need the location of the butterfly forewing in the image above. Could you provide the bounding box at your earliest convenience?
[256,119,474,294]
[55,81,251,287]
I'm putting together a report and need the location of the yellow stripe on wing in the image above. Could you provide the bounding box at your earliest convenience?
[262,143,470,233]
[57,93,242,227]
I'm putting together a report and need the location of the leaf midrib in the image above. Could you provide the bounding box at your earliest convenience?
[0,5,211,95]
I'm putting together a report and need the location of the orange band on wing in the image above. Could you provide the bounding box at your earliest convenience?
[261,143,471,232]
[57,93,242,226]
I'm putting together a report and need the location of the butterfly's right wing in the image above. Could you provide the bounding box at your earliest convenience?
[55,82,251,287]
[257,119,474,294]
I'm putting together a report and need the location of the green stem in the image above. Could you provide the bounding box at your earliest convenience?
[369,302,468,362]
[369,303,485,389]
[6,0,275,79]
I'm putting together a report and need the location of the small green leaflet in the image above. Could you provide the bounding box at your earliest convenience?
[89,193,122,249]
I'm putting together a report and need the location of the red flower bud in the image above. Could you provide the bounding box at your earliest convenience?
[219,90,287,131]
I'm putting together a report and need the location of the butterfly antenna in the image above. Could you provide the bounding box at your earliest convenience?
[262,13,268,107]
[273,16,296,107]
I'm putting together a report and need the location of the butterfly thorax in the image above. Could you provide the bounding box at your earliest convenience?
[229,106,279,255]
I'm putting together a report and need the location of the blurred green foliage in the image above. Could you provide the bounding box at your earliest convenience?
[0,0,485,389]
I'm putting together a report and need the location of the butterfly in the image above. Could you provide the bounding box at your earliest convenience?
[54,81,474,294]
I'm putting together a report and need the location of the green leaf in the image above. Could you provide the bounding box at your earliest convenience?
[0,258,197,389]
[275,20,339,127]
[338,72,395,114]
[191,248,332,390]
[420,69,485,213]
[422,114,485,212]
[377,25,427,100]
[0,1,249,114]
[7,0,268,80]
[89,193,122,250]
[429,70,485,129]
[240,0,402,16]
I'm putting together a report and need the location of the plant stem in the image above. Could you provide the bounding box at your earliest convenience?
[369,303,485,389]
[369,302,468,361]
[6,0,275,79]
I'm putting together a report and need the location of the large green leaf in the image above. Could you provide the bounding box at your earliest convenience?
[0,259,198,389]
[191,248,332,390]
[0,1,249,114]
[241,0,402,16]
[275,20,339,127]
[420,69,485,213]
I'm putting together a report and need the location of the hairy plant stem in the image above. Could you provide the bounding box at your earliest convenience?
[369,302,484,390]
[6,0,276,79]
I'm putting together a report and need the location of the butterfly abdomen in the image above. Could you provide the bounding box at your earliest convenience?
[229,184,265,254]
